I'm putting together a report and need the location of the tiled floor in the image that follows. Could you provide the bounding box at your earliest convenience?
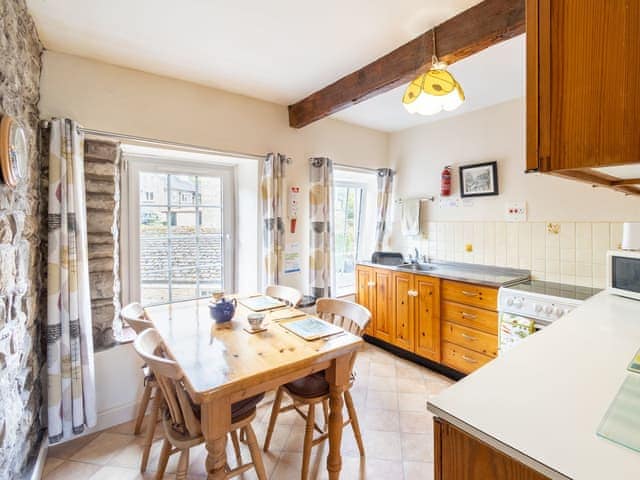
[44,343,454,479]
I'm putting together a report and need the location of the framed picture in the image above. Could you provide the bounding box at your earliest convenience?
[459,161,499,197]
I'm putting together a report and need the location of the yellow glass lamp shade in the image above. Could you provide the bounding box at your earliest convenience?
[402,63,465,115]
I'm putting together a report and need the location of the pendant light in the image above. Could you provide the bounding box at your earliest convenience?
[402,28,465,115]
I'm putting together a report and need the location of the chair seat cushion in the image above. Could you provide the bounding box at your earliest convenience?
[231,393,265,421]
[284,372,329,398]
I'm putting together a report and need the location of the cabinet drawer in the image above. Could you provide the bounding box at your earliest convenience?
[442,301,498,335]
[442,342,493,375]
[442,322,497,358]
[442,280,498,311]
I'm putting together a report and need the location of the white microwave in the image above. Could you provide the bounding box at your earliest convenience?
[607,250,640,300]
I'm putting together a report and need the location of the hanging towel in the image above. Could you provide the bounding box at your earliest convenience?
[401,199,421,235]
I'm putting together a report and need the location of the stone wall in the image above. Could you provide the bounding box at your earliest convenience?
[85,140,121,350]
[0,0,44,477]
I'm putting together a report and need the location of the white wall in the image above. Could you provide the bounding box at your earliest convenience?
[39,50,390,295]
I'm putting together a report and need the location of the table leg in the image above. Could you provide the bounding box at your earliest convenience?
[325,354,351,480]
[201,397,231,480]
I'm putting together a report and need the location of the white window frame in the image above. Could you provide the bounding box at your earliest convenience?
[122,155,236,306]
[333,179,368,297]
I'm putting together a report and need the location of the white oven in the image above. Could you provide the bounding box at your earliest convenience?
[607,250,640,301]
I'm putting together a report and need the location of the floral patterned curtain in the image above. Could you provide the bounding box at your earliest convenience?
[375,168,395,251]
[309,157,335,298]
[261,153,288,289]
[47,118,97,443]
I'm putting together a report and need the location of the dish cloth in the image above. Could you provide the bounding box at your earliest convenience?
[401,199,421,235]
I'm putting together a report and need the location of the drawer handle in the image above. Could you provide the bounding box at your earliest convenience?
[461,333,478,341]
[461,290,479,297]
[367,281,376,287]
[461,312,477,320]
[461,355,478,364]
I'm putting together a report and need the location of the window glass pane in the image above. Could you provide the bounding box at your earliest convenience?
[199,234,224,294]
[141,269,170,306]
[198,176,222,206]
[141,235,169,275]
[199,207,222,234]
[170,234,197,270]
[171,267,199,302]
[140,206,168,234]
[170,175,196,207]
[170,210,196,234]
[334,184,365,295]
[140,173,168,205]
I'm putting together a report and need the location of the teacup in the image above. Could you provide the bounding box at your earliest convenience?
[247,313,265,330]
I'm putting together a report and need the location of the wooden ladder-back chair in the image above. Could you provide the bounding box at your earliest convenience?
[134,329,268,480]
[266,284,303,307]
[263,298,371,480]
[120,302,160,472]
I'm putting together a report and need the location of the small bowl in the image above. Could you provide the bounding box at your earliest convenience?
[247,313,265,330]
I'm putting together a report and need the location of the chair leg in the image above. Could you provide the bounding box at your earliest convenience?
[134,382,153,435]
[301,402,316,480]
[230,430,242,464]
[140,388,162,472]
[176,448,190,480]
[245,424,268,480]
[155,438,172,480]
[344,390,365,457]
[322,398,330,432]
[263,386,284,452]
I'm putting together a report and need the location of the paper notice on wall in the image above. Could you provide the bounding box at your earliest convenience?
[283,242,301,274]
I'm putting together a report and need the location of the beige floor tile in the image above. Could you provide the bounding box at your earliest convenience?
[362,408,400,432]
[403,461,435,480]
[366,390,398,411]
[395,365,424,380]
[368,375,398,392]
[397,393,428,412]
[338,456,404,480]
[396,377,427,393]
[362,430,403,461]
[401,433,433,462]
[71,433,137,466]
[399,411,432,434]
[88,465,147,480]
[109,437,160,469]
[48,433,101,459]
[42,457,64,476]
[43,460,101,480]
[369,362,396,377]
[104,419,138,436]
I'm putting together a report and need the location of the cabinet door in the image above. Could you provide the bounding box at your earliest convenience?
[528,0,640,171]
[414,276,440,362]
[355,266,374,335]
[392,272,414,351]
[373,269,393,343]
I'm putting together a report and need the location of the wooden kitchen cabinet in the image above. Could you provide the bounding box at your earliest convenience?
[527,0,640,195]
[392,271,415,351]
[355,265,375,335]
[373,268,394,343]
[414,275,440,362]
[434,418,550,480]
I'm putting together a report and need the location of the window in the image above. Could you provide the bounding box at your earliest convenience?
[126,158,235,306]
[333,181,367,296]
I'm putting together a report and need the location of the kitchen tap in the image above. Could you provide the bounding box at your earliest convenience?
[411,247,420,264]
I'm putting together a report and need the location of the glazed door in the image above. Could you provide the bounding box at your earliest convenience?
[373,269,393,343]
[392,272,414,351]
[414,276,440,362]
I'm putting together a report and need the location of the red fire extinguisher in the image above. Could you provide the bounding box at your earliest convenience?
[441,165,452,197]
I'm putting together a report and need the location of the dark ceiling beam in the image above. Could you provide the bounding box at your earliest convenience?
[288,0,525,128]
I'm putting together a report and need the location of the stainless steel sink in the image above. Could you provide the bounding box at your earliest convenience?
[397,262,438,272]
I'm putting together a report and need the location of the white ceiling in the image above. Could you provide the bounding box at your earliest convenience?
[27,0,524,133]
[331,35,525,131]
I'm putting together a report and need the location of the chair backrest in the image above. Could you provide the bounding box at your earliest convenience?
[133,328,202,437]
[121,302,153,334]
[315,298,371,337]
[266,284,303,307]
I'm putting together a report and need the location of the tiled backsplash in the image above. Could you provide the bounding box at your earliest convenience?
[399,222,624,288]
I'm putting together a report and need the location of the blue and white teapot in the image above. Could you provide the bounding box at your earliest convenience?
[209,295,237,324]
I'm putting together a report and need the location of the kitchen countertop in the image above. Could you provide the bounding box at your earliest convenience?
[427,291,640,479]
[357,260,530,288]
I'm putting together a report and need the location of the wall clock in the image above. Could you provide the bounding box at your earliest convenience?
[0,114,28,188]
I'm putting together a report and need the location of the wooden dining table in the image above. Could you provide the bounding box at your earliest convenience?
[144,297,363,480]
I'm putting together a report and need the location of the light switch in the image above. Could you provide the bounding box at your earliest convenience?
[505,201,527,222]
